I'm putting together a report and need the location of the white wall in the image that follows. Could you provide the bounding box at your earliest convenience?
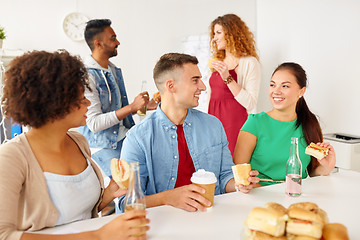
[1,0,359,136]
[0,0,256,102]
[257,0,360,136]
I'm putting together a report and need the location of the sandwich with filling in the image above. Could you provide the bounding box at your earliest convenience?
[305,143,329,160]
[286,207,324,239]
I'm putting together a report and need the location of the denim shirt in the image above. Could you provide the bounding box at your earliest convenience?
[78,61,135,149]
[119,106,234,211]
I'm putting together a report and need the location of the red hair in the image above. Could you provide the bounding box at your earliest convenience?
[210,14,258,60]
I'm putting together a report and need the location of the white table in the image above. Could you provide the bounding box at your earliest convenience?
[38,169,360,239]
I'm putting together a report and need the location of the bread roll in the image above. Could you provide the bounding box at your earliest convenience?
[305,143,329,160]
[265,202,287,215]
[318,208,329,224]
[245,207,288,237]
[232,163,251,186]
[110,158,130,189]
[153,91,161,103]
[286,207,324,239]
[287,235,319,240]
[246,228,287,240]
[322,223,349,240]
[288,202,319,212]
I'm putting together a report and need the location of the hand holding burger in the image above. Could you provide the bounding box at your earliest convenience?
[233,165,260,193]
[146,92,161,111]
[305,143,329,160]
[232,163,251,186]
[153,91,161,103]
[110,158,130,189]
[305,142,336,176]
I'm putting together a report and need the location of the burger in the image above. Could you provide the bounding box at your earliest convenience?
[110,158,130,189]
[305,143,329,160]
[286,207,324,239]
[288,202,319,213]
[232,163,251,186]
[265,202,287,215]
[245,207,288,238]
[245,228,287,240]
[153,91,161,103]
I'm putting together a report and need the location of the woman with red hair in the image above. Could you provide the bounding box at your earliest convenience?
[208,14,261,156]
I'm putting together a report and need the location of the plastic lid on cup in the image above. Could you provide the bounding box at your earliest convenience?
[191,169,217,184]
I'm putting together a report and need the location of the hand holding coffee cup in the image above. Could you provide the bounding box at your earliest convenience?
[190,169,217,208]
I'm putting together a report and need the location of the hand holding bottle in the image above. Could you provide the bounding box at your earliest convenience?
[131,92,149,115]
[137,81,148,115]
[96,209,149,240]
[124,162,148,237]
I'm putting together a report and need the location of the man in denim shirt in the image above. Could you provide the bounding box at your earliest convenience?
[78,19,152,176]
[120,53,239,212]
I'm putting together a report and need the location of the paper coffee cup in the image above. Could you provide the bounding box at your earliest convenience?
[191,169,217,207]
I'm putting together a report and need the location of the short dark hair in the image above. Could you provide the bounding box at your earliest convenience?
[2,50,90,128]
[153,53,198,80]
[153,53,199,92]
[84,19,112,51]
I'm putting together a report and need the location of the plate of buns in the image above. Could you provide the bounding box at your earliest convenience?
[244,202,349,240]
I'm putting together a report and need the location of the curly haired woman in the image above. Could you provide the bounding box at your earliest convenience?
[208,14,261,156]
[0,50,149,240]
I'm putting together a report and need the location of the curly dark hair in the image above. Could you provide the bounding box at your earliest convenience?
[210,14,258,61]
[1,50,90,128]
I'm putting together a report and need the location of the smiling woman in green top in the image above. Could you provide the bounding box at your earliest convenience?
[233,62,336,193]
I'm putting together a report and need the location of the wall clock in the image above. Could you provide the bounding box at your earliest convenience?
[63,12,89,41]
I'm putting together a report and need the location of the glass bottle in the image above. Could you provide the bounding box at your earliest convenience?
[285,137,302,197]
[124,162,146,212]
[137,80,147,116]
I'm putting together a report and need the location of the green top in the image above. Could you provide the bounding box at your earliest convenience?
[241,112,310,186]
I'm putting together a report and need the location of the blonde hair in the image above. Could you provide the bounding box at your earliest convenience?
[210,14,258,61]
